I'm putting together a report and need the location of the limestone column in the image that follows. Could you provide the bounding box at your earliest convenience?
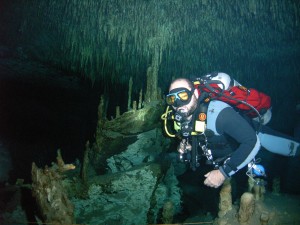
[218,179,232,218]
[145,48,159,104]
[238,192,255,225]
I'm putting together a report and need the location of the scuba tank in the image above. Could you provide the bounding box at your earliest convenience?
[193,72,272,127]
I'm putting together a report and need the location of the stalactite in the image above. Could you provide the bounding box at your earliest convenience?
[294,2,299,27]
[248,0,257,16]
[9,0,300,95]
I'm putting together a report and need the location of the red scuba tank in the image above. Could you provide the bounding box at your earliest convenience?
[194,72,272,118]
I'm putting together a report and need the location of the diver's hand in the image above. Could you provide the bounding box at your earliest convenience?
[204,170,226,188]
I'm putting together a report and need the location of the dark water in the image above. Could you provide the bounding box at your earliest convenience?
[0,74,99,183]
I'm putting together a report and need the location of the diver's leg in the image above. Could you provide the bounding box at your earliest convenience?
[258,126,300,157]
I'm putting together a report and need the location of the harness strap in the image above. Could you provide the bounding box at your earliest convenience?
[191,135,199,171]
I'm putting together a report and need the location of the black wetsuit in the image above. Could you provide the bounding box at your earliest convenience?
[205,100,260,177]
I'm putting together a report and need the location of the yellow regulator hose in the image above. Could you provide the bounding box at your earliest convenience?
[161,106,176,138]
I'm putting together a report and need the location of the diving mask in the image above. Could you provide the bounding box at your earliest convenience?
[166,87,194,107]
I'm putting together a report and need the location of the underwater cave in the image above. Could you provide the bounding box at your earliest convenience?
[0,0,300,224]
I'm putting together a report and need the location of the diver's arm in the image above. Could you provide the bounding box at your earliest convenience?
[216,107,261,177]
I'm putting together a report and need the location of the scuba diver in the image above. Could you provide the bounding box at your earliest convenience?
[161,73,300,188]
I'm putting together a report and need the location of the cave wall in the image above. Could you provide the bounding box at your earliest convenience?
[0,0,300,132]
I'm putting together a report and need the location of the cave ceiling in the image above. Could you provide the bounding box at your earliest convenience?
[0,0,299,93]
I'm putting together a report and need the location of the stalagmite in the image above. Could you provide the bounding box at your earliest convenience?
[132,100,137,111]
[81,143,90,184]
[116,106,120,118]
[238,192,255,225]
[162,200,174,224]
[272,177,280,195]
[128,76,133,110]
[95,95,106,152]
[56,149,76,172]
[253,178,265,201]
[138,89,143,109]
[145,49,159,104]
[97,95,106,122]
[31,151,75,225]
[260,211,270,225]
[218,179,232,218]
[248,176,255,192]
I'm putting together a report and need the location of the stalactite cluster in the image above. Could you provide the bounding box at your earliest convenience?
[2,0,299,127]
[14,0,299,86]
